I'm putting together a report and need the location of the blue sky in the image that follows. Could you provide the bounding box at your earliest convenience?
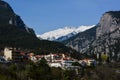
[4,0,120,34]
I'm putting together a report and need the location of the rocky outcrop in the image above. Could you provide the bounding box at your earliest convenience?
[89,11,120,61]
[63,11,120,61]
[63,26,96,53]
[97,11,120,38]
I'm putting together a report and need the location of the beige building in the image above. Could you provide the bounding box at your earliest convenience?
[4,47,12,60]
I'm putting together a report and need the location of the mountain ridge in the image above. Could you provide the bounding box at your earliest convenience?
[0,0,35,36]
[37,25,94,41]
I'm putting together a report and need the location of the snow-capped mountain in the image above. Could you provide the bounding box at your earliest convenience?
[37,25,95,41]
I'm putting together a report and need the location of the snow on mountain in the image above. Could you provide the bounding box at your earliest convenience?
[37,25,95,41]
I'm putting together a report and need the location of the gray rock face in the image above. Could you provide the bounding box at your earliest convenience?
[97,12,120,38]
[63,26,96,53]
[63,11,120,61]
[90,13,120,61]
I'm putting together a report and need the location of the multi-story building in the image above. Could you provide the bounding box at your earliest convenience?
[4,47,28,62]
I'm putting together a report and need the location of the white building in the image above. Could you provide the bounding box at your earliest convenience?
[61,59,76,69]
[49,62,62,67]
[79,59,96,66]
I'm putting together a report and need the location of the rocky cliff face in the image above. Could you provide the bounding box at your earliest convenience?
[97,11,120,38]
[63,26,96,53]
[63,11,120,61]
[0,0,35,36]
[89,11,120,61]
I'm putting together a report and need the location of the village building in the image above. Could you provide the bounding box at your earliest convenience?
[3,47,28,62]
[4,47,12,60]
[43,53,81,70]
[28,53,37,62]
[79,58,96,67]
[49,62,62,67]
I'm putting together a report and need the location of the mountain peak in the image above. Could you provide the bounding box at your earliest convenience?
[96,11,120,38]
[0,0,36,36]
[37,25,95,41]
[106,11,120,18]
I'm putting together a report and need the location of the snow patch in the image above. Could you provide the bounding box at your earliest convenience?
[37,25,95,41]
